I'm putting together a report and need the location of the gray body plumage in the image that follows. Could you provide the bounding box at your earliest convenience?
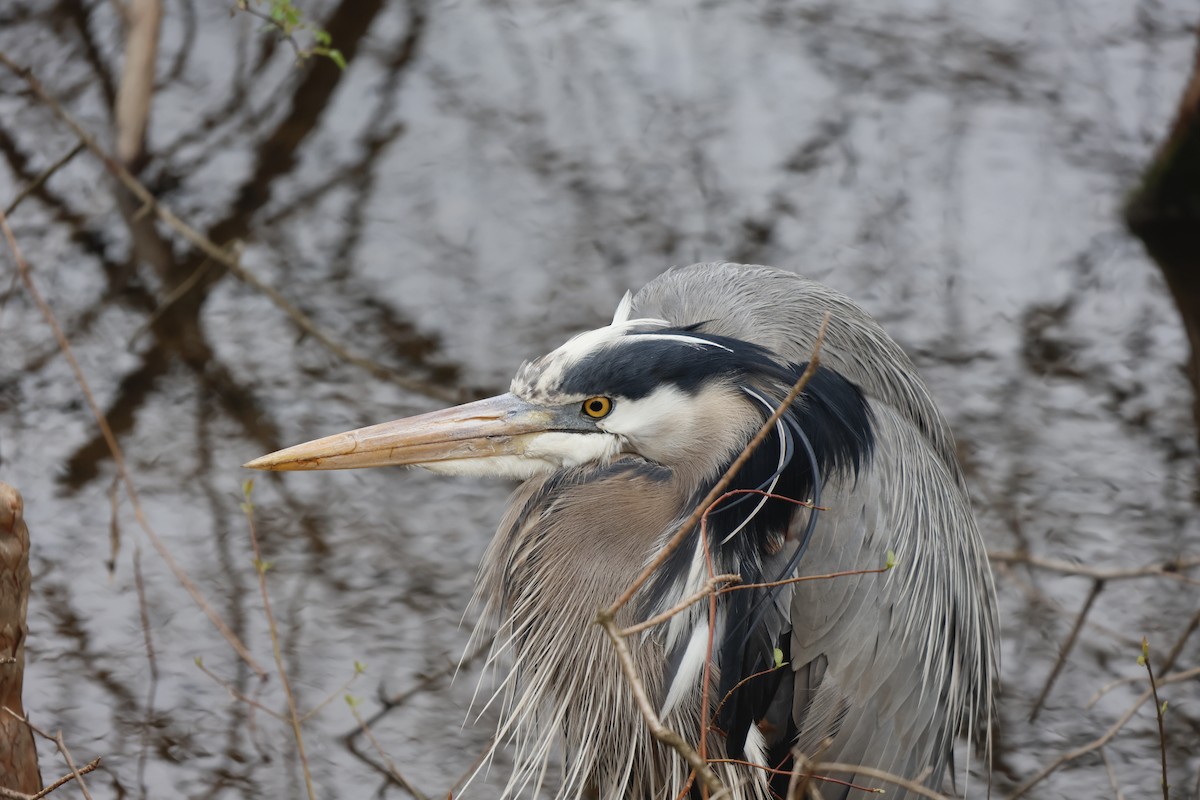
[247,261,999,799]
[472,263,999,798]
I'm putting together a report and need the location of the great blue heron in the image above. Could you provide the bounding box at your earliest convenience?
[248,262,999,799]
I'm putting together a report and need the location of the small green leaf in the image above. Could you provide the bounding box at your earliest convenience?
[354,660,367,674]
[1137,655,1146,667]
[344,694,361,708]
[255,558,273,574]
[885,550,896,569]
[1141,637,1149,659]
[1160,700,1168,715]
[243,478,255,499]
[194,656,204,667]
[314,28,331,46]
[773,648,784,669]
[328,49,346,70]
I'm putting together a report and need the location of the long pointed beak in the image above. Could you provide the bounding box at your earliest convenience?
[244,393,557,471]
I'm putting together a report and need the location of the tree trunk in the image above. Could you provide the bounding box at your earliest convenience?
[1125,33,1200,445]
[0,482,41,793]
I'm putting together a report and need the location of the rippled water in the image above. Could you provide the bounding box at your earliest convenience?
[1,1,1198,798]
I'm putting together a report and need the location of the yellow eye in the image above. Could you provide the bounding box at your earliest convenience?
[581,396,613,419]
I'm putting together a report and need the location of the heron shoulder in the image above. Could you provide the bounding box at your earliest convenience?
[632,261,964,479]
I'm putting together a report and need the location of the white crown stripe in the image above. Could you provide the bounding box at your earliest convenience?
[628,333,733,352]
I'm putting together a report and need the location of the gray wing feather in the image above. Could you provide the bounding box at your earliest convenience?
[781,403,996,795]
[635,262,997,795]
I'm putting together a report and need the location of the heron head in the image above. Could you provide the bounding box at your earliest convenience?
[245,314,799,486]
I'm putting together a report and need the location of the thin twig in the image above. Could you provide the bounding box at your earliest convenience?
[5,712,103,800]
[595,613,726,795]
[241,491,316,800]
[993,561,1137,646]
[699,526,718,798]
[1008,664,1200,798]
[51,731,95,800]
[988,550,1200,585]
[1140,638,1169,800]
[621,488,888,618]
[193,659,286,721]
[1087,606,1200,708]
[606,314,831,615]
[598,322,833,798]
[0,210,268,677]
[710,664,787,724]
[1029,578,1104,722]
[620,574,741,636]
[132,548,160,800]
[446,738,496,800]
[1100,747,1126,800]
[348,702,430,800]
[129,257,213,347]
[718,566,892,595]
[0,54,458,404]
[788,750,813,800]
[385,638,488,708]
[3,142,85,216]
[1,706,102,799]
[698,490,894,594]
[301,664,364,722]
[710,757,880,793]
[673,772,697,800]
[817,762,949,800]
[0,757,102,800]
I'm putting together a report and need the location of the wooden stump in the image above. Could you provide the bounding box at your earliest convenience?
[0,482,42,793]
